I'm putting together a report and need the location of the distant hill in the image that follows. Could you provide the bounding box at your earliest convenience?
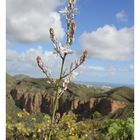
[106,86,134,103]
[14,74,31,80]
[6,73,16,94]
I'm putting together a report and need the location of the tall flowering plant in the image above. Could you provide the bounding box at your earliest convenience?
[36,0,87,139]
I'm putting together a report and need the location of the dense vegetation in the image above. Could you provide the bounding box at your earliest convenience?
[6,109,134,140]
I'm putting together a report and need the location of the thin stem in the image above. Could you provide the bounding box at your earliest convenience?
[62,61,83,79]
[48,89,59,140]
[48,53,67,140]
[60,53,67,79]
[59,53,64,60]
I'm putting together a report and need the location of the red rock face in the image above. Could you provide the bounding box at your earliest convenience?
[10,88,126,115]
[111,100,126,113]
[10,89,42,113]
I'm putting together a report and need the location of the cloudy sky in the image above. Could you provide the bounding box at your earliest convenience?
[6,0,134,85]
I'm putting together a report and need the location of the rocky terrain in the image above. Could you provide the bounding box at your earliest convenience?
[6,74,134,118]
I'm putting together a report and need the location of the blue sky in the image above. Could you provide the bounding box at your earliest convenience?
[6,0,134,85]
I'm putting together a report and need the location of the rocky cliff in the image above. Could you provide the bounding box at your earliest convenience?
[7,75,134,117]
[10,88,127,115]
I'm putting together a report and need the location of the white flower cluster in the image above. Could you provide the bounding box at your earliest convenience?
[59,0,77,46]
[49,27,73,56]
[58,73,72,96]
[59,0,78,20]
[36,0,88,96]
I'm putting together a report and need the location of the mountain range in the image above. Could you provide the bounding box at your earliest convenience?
[6,73,134,119]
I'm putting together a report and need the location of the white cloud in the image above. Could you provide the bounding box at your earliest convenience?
[74,65,105,76]
[6,46,134,79]
[79,25,134,61]
[105,66,128,72]
[88,66,105,71]
[7,0,65,43]
[116,10,128,22]
[6,46,60,77]
[105,66,118,72]
[78,65,131,73]
[129,64,134,70]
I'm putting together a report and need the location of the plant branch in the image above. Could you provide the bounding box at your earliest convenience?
[62,49,88,79]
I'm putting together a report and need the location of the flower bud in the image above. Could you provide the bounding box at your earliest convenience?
[49,27,55,42]
[71,20,76,35]
[69,0,75,5]
[36,56,43,68]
